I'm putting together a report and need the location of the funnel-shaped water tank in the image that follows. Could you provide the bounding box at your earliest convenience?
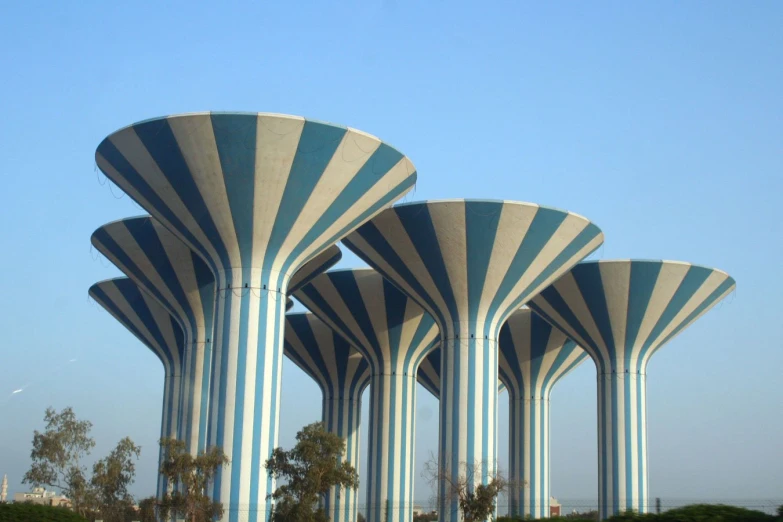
[528,260,735,519]
[343,199,603,522]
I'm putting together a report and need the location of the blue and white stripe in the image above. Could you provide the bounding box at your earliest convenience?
[343,200,603,522]
[92,216,214,454]
[95,113,416,521]
[92,214,338,456]
[89,277,184,500]
[284,312,371,522]
[294,269,439,522]
[416,347,505,399]
[498,308,587,519]
[528,260,735,519]
[289,245,343,294]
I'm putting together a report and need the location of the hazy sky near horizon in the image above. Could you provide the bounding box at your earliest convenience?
[0,0,781,509]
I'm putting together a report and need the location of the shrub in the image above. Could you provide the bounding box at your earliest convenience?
[0,503,88,522]
[650,503,775,521]
[496,503,780,521]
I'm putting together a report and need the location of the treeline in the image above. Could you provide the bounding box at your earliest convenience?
[498,503,783,521]
[0,503,89,522]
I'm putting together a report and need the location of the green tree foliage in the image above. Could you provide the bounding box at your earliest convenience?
[0,502,88,522]
[91,437,141,522]
[497,504,781,521]
[137,497,157,522]
[635,503,777,521]
[157,438,229,522]
[265,422,359,522]
[22,407,141,521]
[22,407,96,516]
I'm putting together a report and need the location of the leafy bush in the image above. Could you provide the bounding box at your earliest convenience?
[604,504,777,521]
[496,503,781,521]
[0,503,88,522]
[648,503,776,521]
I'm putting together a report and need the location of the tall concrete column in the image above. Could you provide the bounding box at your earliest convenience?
[498,308,587,519]
[343,200,603,522]
[284,312,371,522]
[89,277,184,500]
[96,113,417,522]
[417,348,505,399]
[416,348,505,518]
[295,269,439,522]
[528,260,735,519]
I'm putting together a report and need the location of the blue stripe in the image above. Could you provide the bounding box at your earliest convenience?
[265,121,347,268]
[639,265,712,361]
[655,277,735,352]
[572,263,615,358]
[265,298,285,521]
[288,247,342,294]
[636,374,645,505]
[383,278,406,369]
[96,139,216,273]
[90,282,181,366]
[284,314,332,394]
[532,286,606,371]
[291,175,415,283]
[132,117,230,269]
[624,367,633,504]
[486,207,565,325]
[286,143,404,270]
[464,201,501,327]
[92,229,177,324]
[610,374,619,515]
[624,261,662,361]
[213,294,232,498]
[229,282,252,515]
[211,114,258,270]
[125,218,194,325]
[506,223,603,318]
[394,203,458,326]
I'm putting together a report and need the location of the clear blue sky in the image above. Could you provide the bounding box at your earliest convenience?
[1,0,781,510]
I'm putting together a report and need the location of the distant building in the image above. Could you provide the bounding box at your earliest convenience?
[1,474,7,502]
[550,496,561,517]
[13,487,71,508]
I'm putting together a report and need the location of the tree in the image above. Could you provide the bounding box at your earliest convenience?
[265,422,359,522]
[23,407,96,516]
[137,497,158,522]
[91,437,141,522]
[423,454,514,522]
[158,438,229,522]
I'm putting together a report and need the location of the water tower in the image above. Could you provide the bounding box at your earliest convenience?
[95,112,416,521]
